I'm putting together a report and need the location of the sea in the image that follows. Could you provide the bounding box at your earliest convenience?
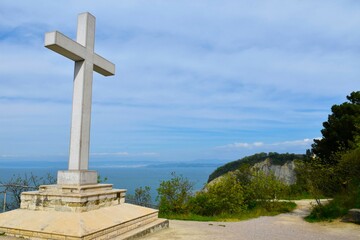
[0,159,223,204]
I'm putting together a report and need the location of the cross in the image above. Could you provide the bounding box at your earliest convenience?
[45,12,115,171]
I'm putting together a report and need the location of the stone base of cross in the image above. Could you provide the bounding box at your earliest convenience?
[44,12,115,185]
[57,170,98,185]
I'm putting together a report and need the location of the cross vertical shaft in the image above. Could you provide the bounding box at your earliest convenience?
[69,13,95,170]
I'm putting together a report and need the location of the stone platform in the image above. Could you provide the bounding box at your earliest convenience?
[0,203,169,239]
[0,183,168,239]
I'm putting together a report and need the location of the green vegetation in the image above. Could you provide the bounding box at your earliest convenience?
[157,169,295,221]
[311,91,360,165]
[97,175,108,183]
[305,188,360,222]
[160,201,296,222]
[299,91,360,221]
[126,186,153,207]
[303,145,360,222]
[183,91,360,223]
[157,172,195,214]
[190,173,245,216]
[208,152,305,183]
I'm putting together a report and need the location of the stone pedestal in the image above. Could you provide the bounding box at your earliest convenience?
[20,184,126,212]
[0,182,169,239]
[57,170,98,185]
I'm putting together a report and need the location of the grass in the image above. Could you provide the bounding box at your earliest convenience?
[305,187,360,222]
[305,201,347,222]
[159,201,296,222]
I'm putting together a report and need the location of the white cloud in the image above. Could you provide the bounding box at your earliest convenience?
[220,142,264,149]
[92,152,129,156]
[212,138,321,160]
[271,138,318,147]
[91,152,158,157]
[218,138,319,150]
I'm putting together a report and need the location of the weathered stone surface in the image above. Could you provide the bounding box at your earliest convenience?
[0,203,168,239]
[20,184,126,212]
[253,158,296,185]
[342,209,360,224]
[57,170,98,185]
[209,158,298,187]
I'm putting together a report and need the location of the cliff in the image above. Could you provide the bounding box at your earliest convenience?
[208,152,304,184]
[252,158,297,185]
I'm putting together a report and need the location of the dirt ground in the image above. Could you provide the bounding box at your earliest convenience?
[138,200,360,240]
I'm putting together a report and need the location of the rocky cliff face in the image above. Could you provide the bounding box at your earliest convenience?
[253,158,296,185]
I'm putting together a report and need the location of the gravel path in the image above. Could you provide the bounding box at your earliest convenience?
[138,200,360,240]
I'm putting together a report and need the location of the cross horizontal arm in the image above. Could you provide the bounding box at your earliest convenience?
[45,31,86,61]
[45,31,115,77]
[94,54,115,76]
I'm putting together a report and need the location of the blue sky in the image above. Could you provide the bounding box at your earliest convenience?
[0,0,359,164]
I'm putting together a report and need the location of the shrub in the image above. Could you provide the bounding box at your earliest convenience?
[126,186,152,207]
[295,158,338,202]
[157,172,194,214]
[306,146,360,221]
[253,171,284,200]
[190,173,245,216]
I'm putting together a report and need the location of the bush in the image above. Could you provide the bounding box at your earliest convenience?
[305,192,359,222]
[306,146,360,221]
[246,170,288,210]
[190,173,245,216]
[126,186,152,207]
[157,170,296,221]
[295,158,338,201]
[157,172,194,214]
[337,146,360,188]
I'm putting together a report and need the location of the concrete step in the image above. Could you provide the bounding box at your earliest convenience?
[115,218,169,240]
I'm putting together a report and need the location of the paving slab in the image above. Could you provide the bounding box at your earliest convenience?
[0,203,167,239]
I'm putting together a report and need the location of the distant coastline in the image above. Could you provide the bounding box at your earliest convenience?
[0,157,226,169]
[0,162,219,201]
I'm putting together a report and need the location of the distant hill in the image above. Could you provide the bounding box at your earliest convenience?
[207,152,306,183]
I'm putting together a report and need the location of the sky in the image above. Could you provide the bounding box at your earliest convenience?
[0,0,359,165]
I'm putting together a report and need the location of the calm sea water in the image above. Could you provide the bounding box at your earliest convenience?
[0,166,215,203]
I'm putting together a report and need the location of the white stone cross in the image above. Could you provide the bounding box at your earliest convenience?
[45,12,115,176]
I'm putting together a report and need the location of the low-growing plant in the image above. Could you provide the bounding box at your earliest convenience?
[163,201,296,222]
[97,175,108,183]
